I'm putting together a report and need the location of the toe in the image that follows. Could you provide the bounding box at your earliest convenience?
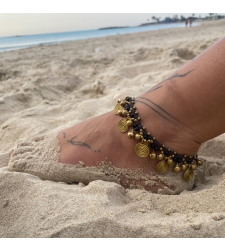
[10,146,34,158]
[17,139,34,147]
[32,135,45,142]
[8,159,27,172]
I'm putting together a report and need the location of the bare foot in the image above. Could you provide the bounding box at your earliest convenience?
[8,95,201,194]
[57,94,201,193]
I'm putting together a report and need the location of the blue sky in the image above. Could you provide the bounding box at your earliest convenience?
[0,13,221,37]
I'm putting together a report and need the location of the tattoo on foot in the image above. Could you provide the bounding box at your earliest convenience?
[147,69,196,93]
[67,136,100,153]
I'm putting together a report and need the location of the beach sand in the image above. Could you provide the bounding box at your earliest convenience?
[1,20,225,238]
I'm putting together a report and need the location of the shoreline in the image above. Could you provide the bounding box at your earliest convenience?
[0,22,201,53]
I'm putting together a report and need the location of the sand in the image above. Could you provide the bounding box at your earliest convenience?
[1,20,225,237]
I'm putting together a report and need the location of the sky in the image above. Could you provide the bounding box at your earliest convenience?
[0,13,222,37]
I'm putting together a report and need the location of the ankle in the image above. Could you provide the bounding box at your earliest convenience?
[133,94,201,156]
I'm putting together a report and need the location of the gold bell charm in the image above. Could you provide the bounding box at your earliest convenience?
[126,120,133,126]
[191,164,197,170]
[167,158,173,165]
[135,134,141,140]
[122,110,128,116]
[118,110,123,116]
[174,164,181,172]
[128,132,134,139]
[157,153,164,161]
[197,160,203,166]
[150,151,156,159]
[181,164,187,171]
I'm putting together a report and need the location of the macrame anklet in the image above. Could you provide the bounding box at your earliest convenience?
[114,96,203,182]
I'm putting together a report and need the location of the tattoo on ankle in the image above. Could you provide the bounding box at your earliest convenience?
[67,136,100,153]
[147,69,196,93]
[136,99,173,124]
[148,86,163,93]
[136,96,204,139]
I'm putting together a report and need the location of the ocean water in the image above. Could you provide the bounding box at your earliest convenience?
[0,22,200,52]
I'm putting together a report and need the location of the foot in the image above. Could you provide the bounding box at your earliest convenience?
[8,94,201,194]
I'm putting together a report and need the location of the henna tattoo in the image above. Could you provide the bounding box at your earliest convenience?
[138,96,204,138]
[63,133,66,138]
[67,136,100,152]
[147,69,196,93]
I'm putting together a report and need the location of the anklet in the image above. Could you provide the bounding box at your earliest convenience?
[114,96,203,182]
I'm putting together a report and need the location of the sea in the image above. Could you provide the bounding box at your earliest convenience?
[0,22,200,52]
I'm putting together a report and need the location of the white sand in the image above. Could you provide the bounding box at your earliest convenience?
[1,20,225,237]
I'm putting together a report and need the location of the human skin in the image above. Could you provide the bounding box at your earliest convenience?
[58,36,225,192]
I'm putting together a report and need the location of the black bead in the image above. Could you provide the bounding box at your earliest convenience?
[133,123,138,128]
[186,159,191,164]
[130,113,135,118]
[177,158,182,163]
[154,146,159,151]
[125,105,130,111]
[150,144,155,149]
[134,127,139,131]
[126,97,131,101]
[143,134,148,139]
[164,150,169,155]
[173,157,177,162]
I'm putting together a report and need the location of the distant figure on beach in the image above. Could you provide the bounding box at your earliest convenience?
[189,18,193,27]
[185,20,188,27]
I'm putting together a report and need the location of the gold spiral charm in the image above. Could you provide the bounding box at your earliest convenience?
[118,119,129,132]
[183,168,194,182]
[135,143,149,157]
[114,104,123,115]
[156,160,169,174]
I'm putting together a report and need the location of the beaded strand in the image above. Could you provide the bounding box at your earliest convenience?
[114,96,203,182]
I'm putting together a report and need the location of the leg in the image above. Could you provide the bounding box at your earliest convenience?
[9,37,225,194]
